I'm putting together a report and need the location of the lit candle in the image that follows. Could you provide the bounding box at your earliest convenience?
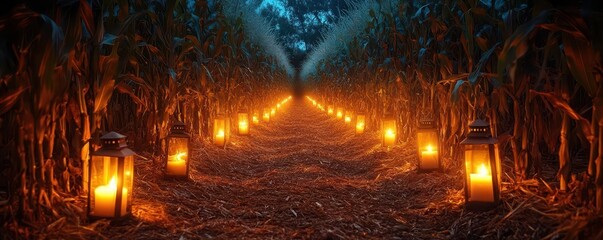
[167,152,187,175]
[327,107,334,116]
[263,113,270,122]
[420,145,439,169]
[239,120,249,135]
[252,115,259,125]
[356,122,365,133]
[270,108,276,117]
[94,176,128,217]
[336,110,343,120]
[215,129,225,146]
[469,164,494,202]
[384,128,396,146]
[345,115,352,124]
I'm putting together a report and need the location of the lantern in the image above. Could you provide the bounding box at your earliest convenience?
[213,115,230,147]
[238,112,249,135]
[165,121,190,178]
[276,103,281,110]
[263,108,271,122]
[336,108,344,120]
[270,107,276,117]
[88,132,135,218]
[417,118,440,171]
[461,120,501,209]
[382,115,396,148]
[327,106,334,116]
[356,113,366,134]
[344,111,353,125]
[252,111,260,125]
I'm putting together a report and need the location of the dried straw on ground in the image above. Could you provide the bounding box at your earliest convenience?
[31,100,602,239]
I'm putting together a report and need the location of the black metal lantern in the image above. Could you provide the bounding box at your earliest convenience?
[165,121,190,178]
[88,132,135,218]
[417,118,440,172]
[460,119,502,210]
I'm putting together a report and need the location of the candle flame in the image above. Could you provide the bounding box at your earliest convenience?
[108,176,117,188]
[477,164,489,176]
[217,130,225,137]
[175,152,187,161]
[426,145,434,152]
[385,129,395,137]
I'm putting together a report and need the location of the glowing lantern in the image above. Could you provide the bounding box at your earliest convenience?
[356,113,366,134]
[336,108,344,120]
[252,111,260,125]
[270,107,276,117]
[382,115,396,148]
[165,121,190,178]
[238,112,249,135]
[213,115,230,147]
[417,118,440,171]
[327,106,334,116]
[344,111,353,125]
[88,132,134,218]
[262,108,270,122]
[461,120,501,209]
[277,103,281,110]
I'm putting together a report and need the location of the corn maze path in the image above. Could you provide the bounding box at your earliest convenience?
[101,99,463,239]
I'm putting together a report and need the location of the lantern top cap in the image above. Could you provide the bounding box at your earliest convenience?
[173,120,185,127]
[170,120,188,135]
[418,117,436,129]
[100,131,126,141]
[97,131,133,152]
[469,119,489,128]
[461,119,497,144]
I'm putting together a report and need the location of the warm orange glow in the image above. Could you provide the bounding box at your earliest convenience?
[238,113,249,135]
[420,145,438,170]
[336,108,343,120]
[167,152,187,175]
[382,118,396,147]
[355,115,365,134]
[426,145,434,152]
[252,114,259,125]
[327,106,334,116]
[344,111,353,124]
[469,163,494,202]
[270,108,276,117]
[213,117,227,147]
[263,108,270,122]
[94,176,128,217]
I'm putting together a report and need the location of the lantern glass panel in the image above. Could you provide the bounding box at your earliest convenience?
[382,119,396,147]
[336,108,343,120]
[238,113,249,135]
[417,130,439,170]
[252,112,260,125]
[464,144,494,202]
[356,115,366,134]
[263,108,270,122]
[166,137,189,176]
[214,118,226,147]
[344,111,353,124]
[327,106,334,116]
[89,155,133,218]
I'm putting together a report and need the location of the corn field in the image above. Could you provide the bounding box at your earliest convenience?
[305,0,602,211]
[0,0,290,230]
[1,0,603,238]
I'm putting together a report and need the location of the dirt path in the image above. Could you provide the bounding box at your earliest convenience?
[102,99,464,239]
